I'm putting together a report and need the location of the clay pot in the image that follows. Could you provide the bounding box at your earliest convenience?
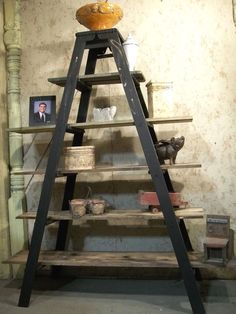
[76,0,123,31]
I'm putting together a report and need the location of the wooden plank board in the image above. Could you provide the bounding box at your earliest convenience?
[3,250,202,268]
[61,163,201,173]
[7,116,193,134]
[16,208,204,221]
[11,163,201,175]
[48,71,145,89]
[5,250,236,269]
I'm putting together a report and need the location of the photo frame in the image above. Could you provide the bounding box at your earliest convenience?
[29,95,56,126]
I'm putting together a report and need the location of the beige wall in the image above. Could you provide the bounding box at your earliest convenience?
[19,0,236,264]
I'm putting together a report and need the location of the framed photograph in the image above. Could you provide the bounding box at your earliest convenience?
[29,95,56,126]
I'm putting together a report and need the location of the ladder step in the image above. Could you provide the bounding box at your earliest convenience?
[97,53,113,59]
[5,250,206,268]
[7,116,193,134]
[10,163,202,176]
[48,71,145,90]
[16,208,204,222]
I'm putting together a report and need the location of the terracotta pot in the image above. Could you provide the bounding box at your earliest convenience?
[76,0,123,31]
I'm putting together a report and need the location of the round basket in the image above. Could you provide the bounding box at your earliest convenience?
[64,146,95,170]
[88,199,106,215]
[76,1,123,31]
[69,199,87,218]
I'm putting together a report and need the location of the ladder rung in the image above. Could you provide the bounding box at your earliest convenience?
[97,53,113,59]
[48,71,145,90]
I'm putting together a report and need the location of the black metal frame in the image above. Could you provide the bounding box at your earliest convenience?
[18,29,205,313]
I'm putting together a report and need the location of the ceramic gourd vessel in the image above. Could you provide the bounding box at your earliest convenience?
[76,0,123,31]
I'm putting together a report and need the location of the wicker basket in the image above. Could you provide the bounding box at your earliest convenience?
[88,199,106,215]
[64,146,95,170]
[69,199,87,218]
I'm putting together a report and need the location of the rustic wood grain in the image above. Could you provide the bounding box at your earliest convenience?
[16,208,204,222]
[7,116,193,134]
[5,250,236,269]
[11,163,201,175]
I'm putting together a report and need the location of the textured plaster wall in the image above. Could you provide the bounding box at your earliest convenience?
[19,0,236,268]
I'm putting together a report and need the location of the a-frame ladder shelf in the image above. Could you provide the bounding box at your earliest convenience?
[15,28,205,313]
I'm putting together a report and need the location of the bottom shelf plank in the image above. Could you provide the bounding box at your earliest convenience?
[16,208,204,222]
[4,250,236,269]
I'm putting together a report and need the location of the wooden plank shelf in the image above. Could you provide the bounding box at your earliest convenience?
[7,116,193,134]
[3,250,203,267]
[48,71,145,90]
[10,163,201,176]
[5,250,236,269]
[16,208,204,223]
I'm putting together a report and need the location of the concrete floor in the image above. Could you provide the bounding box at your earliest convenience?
[0,277,236,314]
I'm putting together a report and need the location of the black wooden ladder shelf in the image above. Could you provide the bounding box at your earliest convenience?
[18,29,205,313]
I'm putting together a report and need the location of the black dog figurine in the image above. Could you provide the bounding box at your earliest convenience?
[155,136,185,164]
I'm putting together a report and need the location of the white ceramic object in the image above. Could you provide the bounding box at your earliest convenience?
[93,105,117,121]
[122,34,139,71]
[146,81,174,117]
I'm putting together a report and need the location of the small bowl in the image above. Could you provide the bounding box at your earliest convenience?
[76,1,123,31]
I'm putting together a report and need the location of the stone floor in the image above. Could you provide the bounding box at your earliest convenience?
[0,276,236,313]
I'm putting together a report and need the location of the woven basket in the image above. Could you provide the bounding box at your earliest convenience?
[69,199,87,218]
[88,199,106,215]
[64,146,95,170]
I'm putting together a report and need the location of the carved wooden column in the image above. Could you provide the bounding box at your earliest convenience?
[233,0,236,27]
[4,0,26,277]
[0,0,10,279]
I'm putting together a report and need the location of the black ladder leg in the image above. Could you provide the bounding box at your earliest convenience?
[109,35,205,314]
[133,53,197,254]
[18,35,87,307]
[54,48,104,253]
[54,47,108,261]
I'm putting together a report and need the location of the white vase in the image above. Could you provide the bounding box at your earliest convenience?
[93,105,117,121]
[122,34,139,71]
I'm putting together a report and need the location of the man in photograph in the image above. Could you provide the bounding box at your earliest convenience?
[34,102,51,123]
